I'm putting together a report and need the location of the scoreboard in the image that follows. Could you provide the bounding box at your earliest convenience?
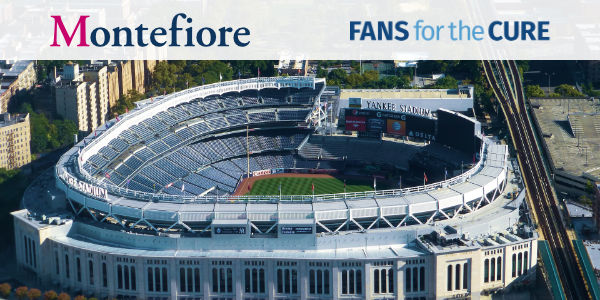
[344,109,436,140]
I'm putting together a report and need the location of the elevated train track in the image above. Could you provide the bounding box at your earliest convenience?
[483,60,591,300]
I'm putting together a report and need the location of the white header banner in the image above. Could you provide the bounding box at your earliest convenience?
[0,0,598,60]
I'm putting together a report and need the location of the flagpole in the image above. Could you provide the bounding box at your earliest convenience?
[246,125,250,179]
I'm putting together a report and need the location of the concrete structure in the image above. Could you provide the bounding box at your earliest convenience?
[13,77,536,299]
[0,60,36,113]
[0,113,30,169]
[529,98,600,196]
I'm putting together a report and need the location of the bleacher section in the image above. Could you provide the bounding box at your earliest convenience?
[82,86,321,187]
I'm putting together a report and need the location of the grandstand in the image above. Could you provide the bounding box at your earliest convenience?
[13,77,538,300]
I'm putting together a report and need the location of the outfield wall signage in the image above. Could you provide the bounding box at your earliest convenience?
[214,227,246,234]
[59,171,108,199]
[252,169,272,177]
[281,226,313,234]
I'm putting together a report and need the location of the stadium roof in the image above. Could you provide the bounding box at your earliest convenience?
[340,87,473,100]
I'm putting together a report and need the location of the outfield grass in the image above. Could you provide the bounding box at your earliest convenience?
[246,177,375,195]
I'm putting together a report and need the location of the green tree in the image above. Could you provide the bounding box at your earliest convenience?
[16,286,28,300]
[554,84,584,97]
[327,69,347,86]
[43,290,58,300]
[433,75,458,89]
[27,288,41,300]
[525,85,546,98]
[57,292,70,300]
[0,283,11,298]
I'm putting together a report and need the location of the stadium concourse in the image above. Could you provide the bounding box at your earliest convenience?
[13,77,537,300]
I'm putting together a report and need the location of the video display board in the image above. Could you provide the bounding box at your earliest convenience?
[344,109,436,140]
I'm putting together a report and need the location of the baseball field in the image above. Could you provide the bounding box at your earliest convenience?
[235,173,379,196]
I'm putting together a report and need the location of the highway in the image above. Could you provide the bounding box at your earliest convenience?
[483,60,591,300]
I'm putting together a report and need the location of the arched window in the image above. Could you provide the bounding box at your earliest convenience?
[154,267,161,292]
[406,267,412,292]
[412,267,418,292]
[244,268,251,292]
[124,265,129,290]
[324,269,330,294]
[194,268,201,292]
[187,268,193,292]
[309,270,315,294]
[212,268,218,292]
[388,269,394,293]
[292,269,298,294]
[180,268,186,292]
[102,263,107,287]
[523,251,528,274]
[484,259,489,283]
[317,270,323,294]
[462,263,468,290]
[447,265,453,291]
[226,268,233,292]
[497,257,502,281]
[517,253,523,276]
[89,260,94,285]
[131,266,136,291]
[373,269,379,293]
[277,269,283,293]
[65,254,70,279]
[420,266,425,291]
[490,258,496,281]
[259,268,265,293]
[76,257,82,282]
[349,269,355,294]
[149,267,155,292]
[455,264,461,290]
[512,254,517,278]
[117,265,123,289]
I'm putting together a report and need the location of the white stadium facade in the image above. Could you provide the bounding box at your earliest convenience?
[13,77,537,300]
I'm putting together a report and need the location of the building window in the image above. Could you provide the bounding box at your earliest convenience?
[484,259,489,283]
[55,252,60,275]
[517,253,523,276]
[406,267,412,292]
[490,258,496,281]
[496,257,502,281]
[420,266,425,291]
[102,263,107,287]
[148,268,154,292]
[462,263,468,290]
[76,258,82,282]
[89,260,94,285]
[523,251,528,274]
[512,254,516,278]
[65,254,70,279]
[455,264,461,290]
[116,264,136,291]
[342,269,362,295]
[277,268,298,295]
[308,269,330,295]
[447,265,452,291]
[211,264,233,294]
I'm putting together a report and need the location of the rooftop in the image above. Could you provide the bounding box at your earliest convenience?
[530,98,600,179]
[0,60,33,77]
[340,87,473,100]
[0,113,28,128]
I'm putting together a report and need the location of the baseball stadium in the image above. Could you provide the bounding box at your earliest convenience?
[13,77,537,299]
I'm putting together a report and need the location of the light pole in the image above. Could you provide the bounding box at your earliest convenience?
[545,72,555,96]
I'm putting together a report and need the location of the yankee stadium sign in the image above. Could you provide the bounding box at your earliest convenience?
[364,100,433,118]
[59,171,108,199]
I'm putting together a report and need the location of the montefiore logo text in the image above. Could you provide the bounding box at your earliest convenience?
[50,13,251,48]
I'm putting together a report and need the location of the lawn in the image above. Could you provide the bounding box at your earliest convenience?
[246,176,375,195]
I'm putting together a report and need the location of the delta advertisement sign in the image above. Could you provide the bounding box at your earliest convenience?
[59,171,108,199]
